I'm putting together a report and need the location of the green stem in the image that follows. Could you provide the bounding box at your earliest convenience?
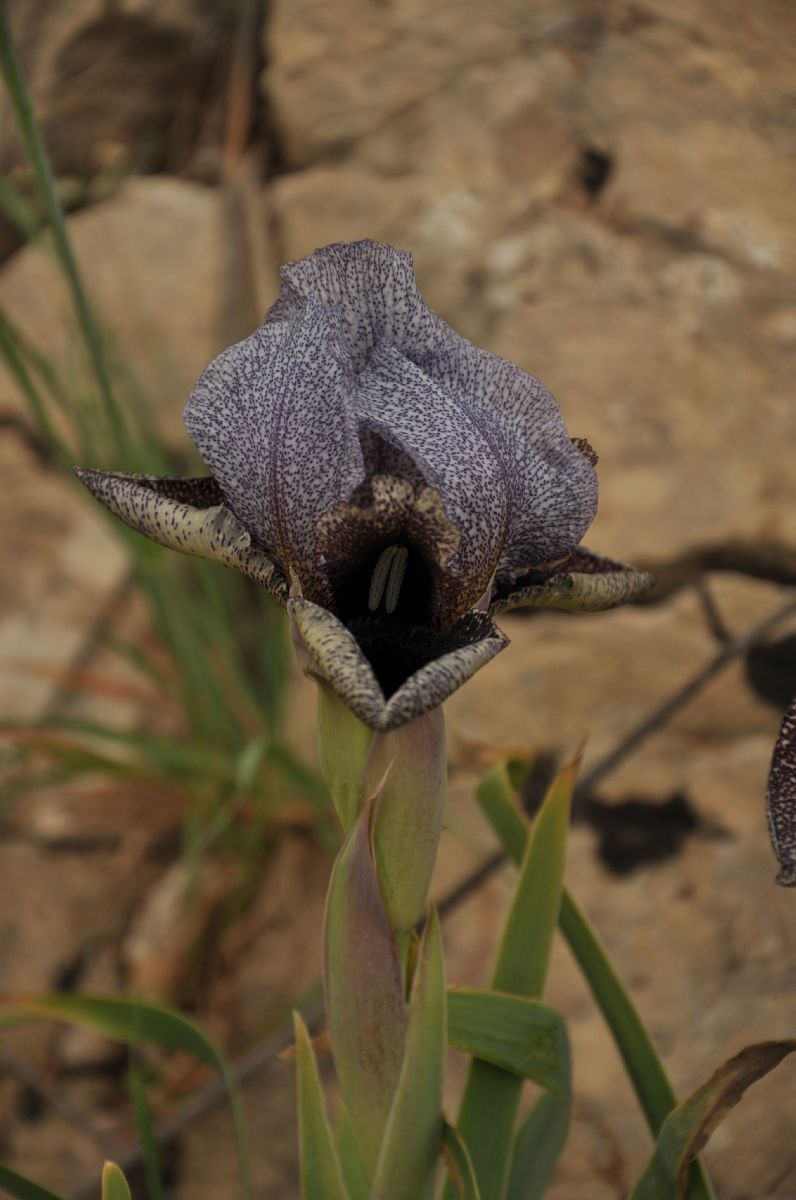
[0,2,127,456]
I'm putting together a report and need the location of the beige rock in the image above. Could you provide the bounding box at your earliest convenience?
[0,177,243,720]
[265,0,575,166]
[0,176,231,420]
[123,858,237,999]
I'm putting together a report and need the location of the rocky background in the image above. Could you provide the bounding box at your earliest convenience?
[1,2,795,1197]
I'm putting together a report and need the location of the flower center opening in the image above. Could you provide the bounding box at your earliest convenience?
[368,544,409,615]
[334,540,434,629]
[332,540,446,697]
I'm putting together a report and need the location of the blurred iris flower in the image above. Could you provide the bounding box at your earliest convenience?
[78,240,652,731]
[767,692,796,886]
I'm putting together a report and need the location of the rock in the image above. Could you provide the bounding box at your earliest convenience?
[267,0,796,567]
[1,2,234,181]
[265,0,571,167]
[0,177,241,719]
[0,176,232,419]
[123,858,237,999]
[58,949,125,1070]
[212,835,328,1048]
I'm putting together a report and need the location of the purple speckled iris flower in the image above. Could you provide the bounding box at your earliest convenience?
[77,240,652,731]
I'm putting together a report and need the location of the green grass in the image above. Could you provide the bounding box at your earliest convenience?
[0,2,323,865]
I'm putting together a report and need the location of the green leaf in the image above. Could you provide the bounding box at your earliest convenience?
[334,1109,370,1200]
[294,1013,351,1200]
[448,761,576,1200]
[441,1125,482,1200]
[475,762,714,1200]
[492,759,575,997]
[0,1162,65,1200]
[629,1041,796,1200]
[0,994,252,1200]
[372,910,446,1200]
[0,1,125,450]
[127,1065,166,1200]
[506,1091,571,1200]
[324,803,407,1181]
[101,1163,132,1200]
[476,762,529,863]
[447,988,568,1096]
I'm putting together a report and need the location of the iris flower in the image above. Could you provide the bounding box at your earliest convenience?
[77,240,652,731]
[767,693,796,886]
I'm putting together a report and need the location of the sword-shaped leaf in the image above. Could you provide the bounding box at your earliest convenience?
[475,763,715,1200]
[371,910,446,1200]
[447,761,576,1200]
[334,1109,370,1200]
[506,1041,571,1200]
[101,1164,132,1200]
[0,1163,65,1200]
[442,1124,482,1200]
[629,1041,796,1200]
[0,994,251,1200]
[294,1012,351,1200]
[324,801,407,1181]
[447,988,568,1096]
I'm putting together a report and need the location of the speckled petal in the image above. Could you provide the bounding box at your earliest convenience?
[267,240,445,373]
[413,337,598,574]
[766,693,796,887]
[489,547,654,615]
[289,598,507,733]
[356,342,508,619]
[74,468,288,604]
[184,298,364,601]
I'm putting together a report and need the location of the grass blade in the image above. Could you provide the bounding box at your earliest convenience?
[0,1163,65,1200]
[127,1065,166,1200]
[448,762,576,1200]
[294,1013,351,1200]
[0,306,68,461]
[0,1,126,452]
[0,995,252,1200]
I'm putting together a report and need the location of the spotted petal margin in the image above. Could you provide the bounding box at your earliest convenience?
[490,547,654,615]
[766,692,796,887]
[74,469,288,605]
[289,598,508,733]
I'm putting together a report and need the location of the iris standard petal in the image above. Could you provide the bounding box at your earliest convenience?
[290,597,507,733]
[267,240,445,373]
[74,469,288,604]
[184,298,365,603]
[412,337,598,576]
[489,547,654,615]
[356,342,509,621]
